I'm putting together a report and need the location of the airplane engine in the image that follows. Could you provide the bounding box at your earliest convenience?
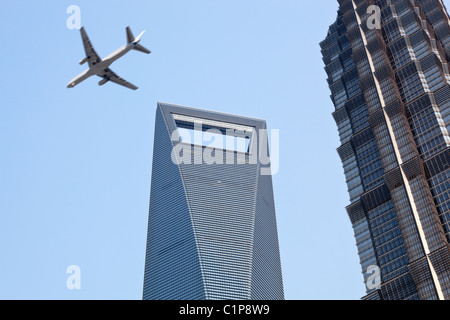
[98,78,109,86]
[79,57,88,65]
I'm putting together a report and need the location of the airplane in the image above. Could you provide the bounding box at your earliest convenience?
[67,26,151,90]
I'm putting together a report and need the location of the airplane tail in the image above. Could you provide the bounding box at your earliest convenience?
[126,26,151,54]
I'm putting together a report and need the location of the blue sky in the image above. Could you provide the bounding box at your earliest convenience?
[2,0,445,300]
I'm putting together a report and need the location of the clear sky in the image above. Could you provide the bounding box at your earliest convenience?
[1,0,447,300]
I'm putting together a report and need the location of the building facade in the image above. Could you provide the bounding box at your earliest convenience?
[143,102,284,300]
[321,0,450,300]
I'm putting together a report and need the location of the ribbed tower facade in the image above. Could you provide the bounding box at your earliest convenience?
[321,0,450,300]
[143,102,284,300]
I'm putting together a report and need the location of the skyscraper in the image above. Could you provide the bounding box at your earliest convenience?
[321,0,450,300]
[142,102,284,300]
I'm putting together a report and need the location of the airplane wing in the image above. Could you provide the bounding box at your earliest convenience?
[80,27,102,67]
[98,68,138,90]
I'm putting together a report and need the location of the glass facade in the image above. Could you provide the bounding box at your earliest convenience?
[321,0,450,300]
[142,102,284,300]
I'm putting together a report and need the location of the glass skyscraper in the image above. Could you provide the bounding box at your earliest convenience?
[321,0,450,300]
[142,102,284,300]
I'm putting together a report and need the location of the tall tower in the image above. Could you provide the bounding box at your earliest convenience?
[143,102,284,300]
[321,0,450,300]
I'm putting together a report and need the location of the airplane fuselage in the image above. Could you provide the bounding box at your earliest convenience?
[67,43,136,88]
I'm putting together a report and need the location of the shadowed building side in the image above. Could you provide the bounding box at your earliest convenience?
[143,106,205,300]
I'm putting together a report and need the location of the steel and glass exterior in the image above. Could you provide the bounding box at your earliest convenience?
[321,0,450,300]
[142,102,284,300]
